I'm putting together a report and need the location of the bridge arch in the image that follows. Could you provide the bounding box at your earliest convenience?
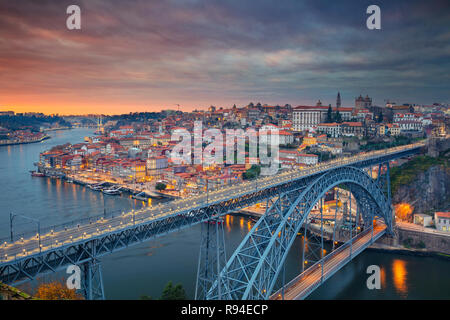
[207,166,392,300]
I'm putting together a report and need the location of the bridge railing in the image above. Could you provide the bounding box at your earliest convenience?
[0,209,124,253]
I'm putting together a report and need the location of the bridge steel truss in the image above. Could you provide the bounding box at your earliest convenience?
[195,217,227,300]
[206,165,393,300]
[0,145,421,299]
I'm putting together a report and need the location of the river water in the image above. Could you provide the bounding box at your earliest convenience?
[0,128,448,299]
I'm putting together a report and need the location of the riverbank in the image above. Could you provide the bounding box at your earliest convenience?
[0,134,50,147]
[40,127,72,132]
[368,242,450,261]
[32,167,178,201]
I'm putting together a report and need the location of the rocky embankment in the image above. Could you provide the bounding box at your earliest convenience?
[391,140,450,215]
[392,162,450,214]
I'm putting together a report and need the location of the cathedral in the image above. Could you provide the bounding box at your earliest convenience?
[355,94,372,110]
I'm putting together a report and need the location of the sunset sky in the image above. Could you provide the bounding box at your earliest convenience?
[0,0,449,115]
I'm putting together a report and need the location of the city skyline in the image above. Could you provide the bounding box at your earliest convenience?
[0,0,449,115]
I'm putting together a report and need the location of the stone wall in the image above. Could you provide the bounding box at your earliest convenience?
[396,228,450,254]
[375,227,450,254]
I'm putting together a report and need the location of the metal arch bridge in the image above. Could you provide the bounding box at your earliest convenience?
[205,166,390,300]
[0,142,425,299]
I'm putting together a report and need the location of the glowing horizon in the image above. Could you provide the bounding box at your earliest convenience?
[1,1,448,116]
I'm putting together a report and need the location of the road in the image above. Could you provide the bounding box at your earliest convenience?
[396,220,450,236]
[271,225,386,300]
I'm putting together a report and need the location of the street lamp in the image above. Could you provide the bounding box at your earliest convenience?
[102,192,107,217]
[206,179,209,204]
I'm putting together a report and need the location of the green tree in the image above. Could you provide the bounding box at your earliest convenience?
[335,110,342,123]
[155,182,167,191]
[377,112,383,123]
[159,281,186,300]
[243,165,261,180]
[327,106,333,123]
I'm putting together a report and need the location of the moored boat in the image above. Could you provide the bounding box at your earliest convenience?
[132,191,149,201]
[103,186,122,195]
[30,171,45,177]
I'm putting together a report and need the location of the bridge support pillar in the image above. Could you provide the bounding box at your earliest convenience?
[195,217,227,300]
[82,259,105,300]
[376,161,394,233]
[302,197,325,273]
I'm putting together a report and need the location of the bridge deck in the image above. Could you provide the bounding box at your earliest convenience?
[271,225,386,300]
[0,142,422,268]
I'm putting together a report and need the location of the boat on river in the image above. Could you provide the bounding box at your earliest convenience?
[88,181,108,191]
[132,191,149,201]
[103,186,122,195]
[30,171,45,177]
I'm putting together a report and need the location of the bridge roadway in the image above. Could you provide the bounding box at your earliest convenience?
[0,142,424,269]
[271,225,386,300]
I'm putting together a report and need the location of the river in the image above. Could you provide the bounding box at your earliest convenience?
[0,128,448,299]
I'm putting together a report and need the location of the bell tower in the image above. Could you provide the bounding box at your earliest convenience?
[336,92,341,109]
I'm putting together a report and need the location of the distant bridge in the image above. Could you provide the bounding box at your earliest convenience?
[0,142,425,299]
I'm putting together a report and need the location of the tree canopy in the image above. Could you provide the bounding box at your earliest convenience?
[243,164,261,180]
[34,281,84,300]
[155,182,167,191]
[159,281,186,300]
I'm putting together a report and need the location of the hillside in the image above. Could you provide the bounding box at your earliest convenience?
[391,150,450,215]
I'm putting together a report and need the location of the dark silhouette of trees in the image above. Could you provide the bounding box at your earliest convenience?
[155,182,167,191]
[159,281,186,300]
[327,106,333,123]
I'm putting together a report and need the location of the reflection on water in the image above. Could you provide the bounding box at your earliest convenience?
[380,266,386,289]
[225,214,231,231]
[392,259,408,296]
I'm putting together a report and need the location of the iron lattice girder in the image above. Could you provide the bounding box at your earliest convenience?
[82,259,105,300]
[195,217,227,300]
[207,166,392,300]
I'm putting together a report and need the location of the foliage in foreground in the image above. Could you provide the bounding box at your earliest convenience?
[140,281,186,300]
[34,281,84,300]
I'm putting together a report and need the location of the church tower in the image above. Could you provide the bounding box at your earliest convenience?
[336,92,341,108]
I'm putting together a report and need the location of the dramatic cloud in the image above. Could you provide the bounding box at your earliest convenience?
[0,0,448,114]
